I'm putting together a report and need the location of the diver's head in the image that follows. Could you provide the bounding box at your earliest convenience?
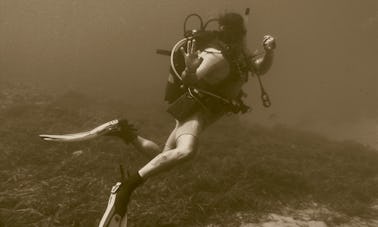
[218,13,246,44]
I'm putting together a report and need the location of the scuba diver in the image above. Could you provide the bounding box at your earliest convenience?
[40,11,276,227]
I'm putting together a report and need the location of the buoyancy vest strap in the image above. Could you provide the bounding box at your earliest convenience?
[194,88,231,105]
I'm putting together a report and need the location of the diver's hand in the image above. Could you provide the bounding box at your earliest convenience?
[263,35,276,52]
[180,39,203,73]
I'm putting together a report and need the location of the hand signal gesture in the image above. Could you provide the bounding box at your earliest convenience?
[180,39,203,73]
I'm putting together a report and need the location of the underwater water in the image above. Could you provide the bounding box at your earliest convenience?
[1,1,378,226]
[1,0,377,148]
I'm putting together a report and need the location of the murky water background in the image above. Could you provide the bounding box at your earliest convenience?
[0,0,377,148]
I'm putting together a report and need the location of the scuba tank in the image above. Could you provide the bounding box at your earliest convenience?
[157,10,272,109]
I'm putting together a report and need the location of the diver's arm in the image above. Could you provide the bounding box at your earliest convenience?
[180,39,203,86]
[182,50,228,86]
[251,35,276,75]
[181,68,199,85]
[180,40,227,86]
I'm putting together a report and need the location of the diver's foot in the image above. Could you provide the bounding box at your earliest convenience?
[104,119,138,144]
[98,182,130,227]
[99,173,144,227]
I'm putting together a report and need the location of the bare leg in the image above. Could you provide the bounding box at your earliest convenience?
[138,134,198,178]
[130,136,160,159]
[162,121,179,152]
[99,122,191,225]
[137,113,204,178]
[130,121,179,158]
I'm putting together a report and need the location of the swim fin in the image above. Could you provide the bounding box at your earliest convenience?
[98,182,128,227]
[39,119,121,142]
